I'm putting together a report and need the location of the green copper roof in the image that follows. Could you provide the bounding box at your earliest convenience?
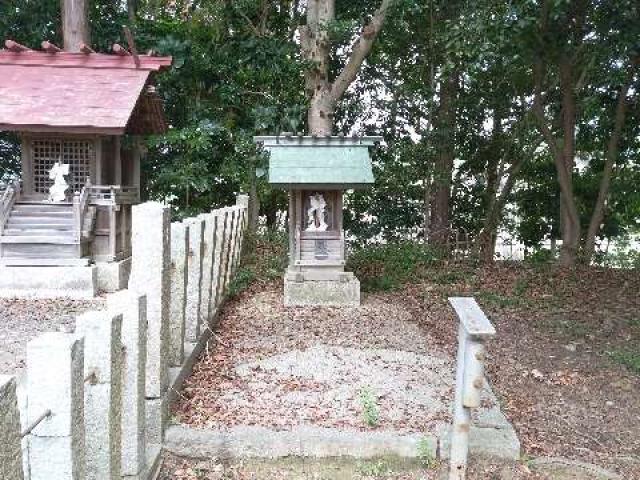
[254,136,380,189]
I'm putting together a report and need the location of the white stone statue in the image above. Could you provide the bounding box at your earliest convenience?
[48,162,70,202]
[307,192,328,232]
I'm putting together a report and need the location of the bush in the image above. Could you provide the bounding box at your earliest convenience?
[347,242,440,291]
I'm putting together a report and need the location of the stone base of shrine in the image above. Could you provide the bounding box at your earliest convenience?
[284,272,360,307]
[0,265,98,299]
[96,257,131,294]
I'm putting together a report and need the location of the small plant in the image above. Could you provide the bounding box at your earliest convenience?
[226,267,256,298]
[357,459,390,477]
[416,437,436,469]
[359,386,380,427]
[609,349,640,375]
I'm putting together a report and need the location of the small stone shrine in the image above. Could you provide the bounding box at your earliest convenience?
[254,135,380,306]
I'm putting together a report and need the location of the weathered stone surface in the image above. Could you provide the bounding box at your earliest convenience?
[27,332,85,480]
[170,222,189,366]
[145,397,167,446]
[0,265,97,299]
[284,277,361,307]
[129,202,171,398]
[75,311,123,480]
[198,213,217,325]
[107,290,148,477]
[0,375,23,480]
[183,217,204,343]
[223,209,239,290]
[96,258,131,293]
[165,424,436,460]
[210,209,228,314]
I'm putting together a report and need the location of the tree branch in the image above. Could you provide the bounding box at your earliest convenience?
[330,0,396,101]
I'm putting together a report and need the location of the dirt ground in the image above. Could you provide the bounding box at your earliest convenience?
[0,297,103,375]
[168,263,640,479]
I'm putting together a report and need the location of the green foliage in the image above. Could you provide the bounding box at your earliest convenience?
[347,242,439,291]
[416,437,436,469]
[358,386,380,428]
[356,460,390,477]
[609,349,640,375]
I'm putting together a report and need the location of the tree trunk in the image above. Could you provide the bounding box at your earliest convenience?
[61,0,90,52]
[127,0,137,23]
[247,155,260,236]
[556,57,581,265]
[583,56,638,261]
[429,70,457,250]
[302,0,395,135]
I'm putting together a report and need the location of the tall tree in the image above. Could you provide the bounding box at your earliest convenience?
[301,0,396,134]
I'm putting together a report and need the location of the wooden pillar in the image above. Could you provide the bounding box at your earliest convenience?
[61,0,91,52]
[114,137,122,186]
[95,138,103,185]
[20,136,33,195]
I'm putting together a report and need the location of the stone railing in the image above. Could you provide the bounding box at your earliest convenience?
[448,297,496,480]
[0,195,248,480]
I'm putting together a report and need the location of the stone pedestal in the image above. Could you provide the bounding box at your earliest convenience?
[284,271,360,307]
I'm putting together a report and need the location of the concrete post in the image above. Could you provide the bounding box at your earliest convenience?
[170,222,190,366]
[236,193,250,208]
[231,207,247,275]
[212,209,229,312]
[107,290,148,478]
[221,209,236,295]
[0,375,23,480]
[128,202,171,445]
[223,209,239,290]
[27,332,85,480]
[75,311,123,480]
[448,297,496,480]
[184,217,204,343]
[129,201,170,397]
[198,213,217,325]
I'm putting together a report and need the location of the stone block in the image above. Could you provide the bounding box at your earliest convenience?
[209,210,227,316]
[170,222,189,366]
[145,397,167,446]
[184,217,204,343]
[129,202,171,398]
[75,311,123,480]
[107,290,148,477]
[0,375,23,480]
[0,265,97,299]
[27,333,85,480]
[224,209,239,290]
[96,258,132,293]
[284,277,361,307]
[198,213,217,325]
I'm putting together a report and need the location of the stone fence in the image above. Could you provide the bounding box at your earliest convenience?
[0,195,248,480]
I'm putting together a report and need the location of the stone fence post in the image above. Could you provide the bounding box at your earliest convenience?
[170,222,189,366]
[211,208,229,314]
[75,311,123,480]
[199,213,217,325]
[0,375,23,480]
[107,290,148,478]
[27,332,85,480]
[128,201,171,446]
[184,217,204,343]
[448,297,496,480]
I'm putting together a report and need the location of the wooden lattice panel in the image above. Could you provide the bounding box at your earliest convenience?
[32,139,94,194]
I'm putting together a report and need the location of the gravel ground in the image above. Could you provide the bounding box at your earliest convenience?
[0,297,104,375]
[173,290,466,433]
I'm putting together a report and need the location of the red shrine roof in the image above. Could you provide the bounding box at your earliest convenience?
[0,48,172,135]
